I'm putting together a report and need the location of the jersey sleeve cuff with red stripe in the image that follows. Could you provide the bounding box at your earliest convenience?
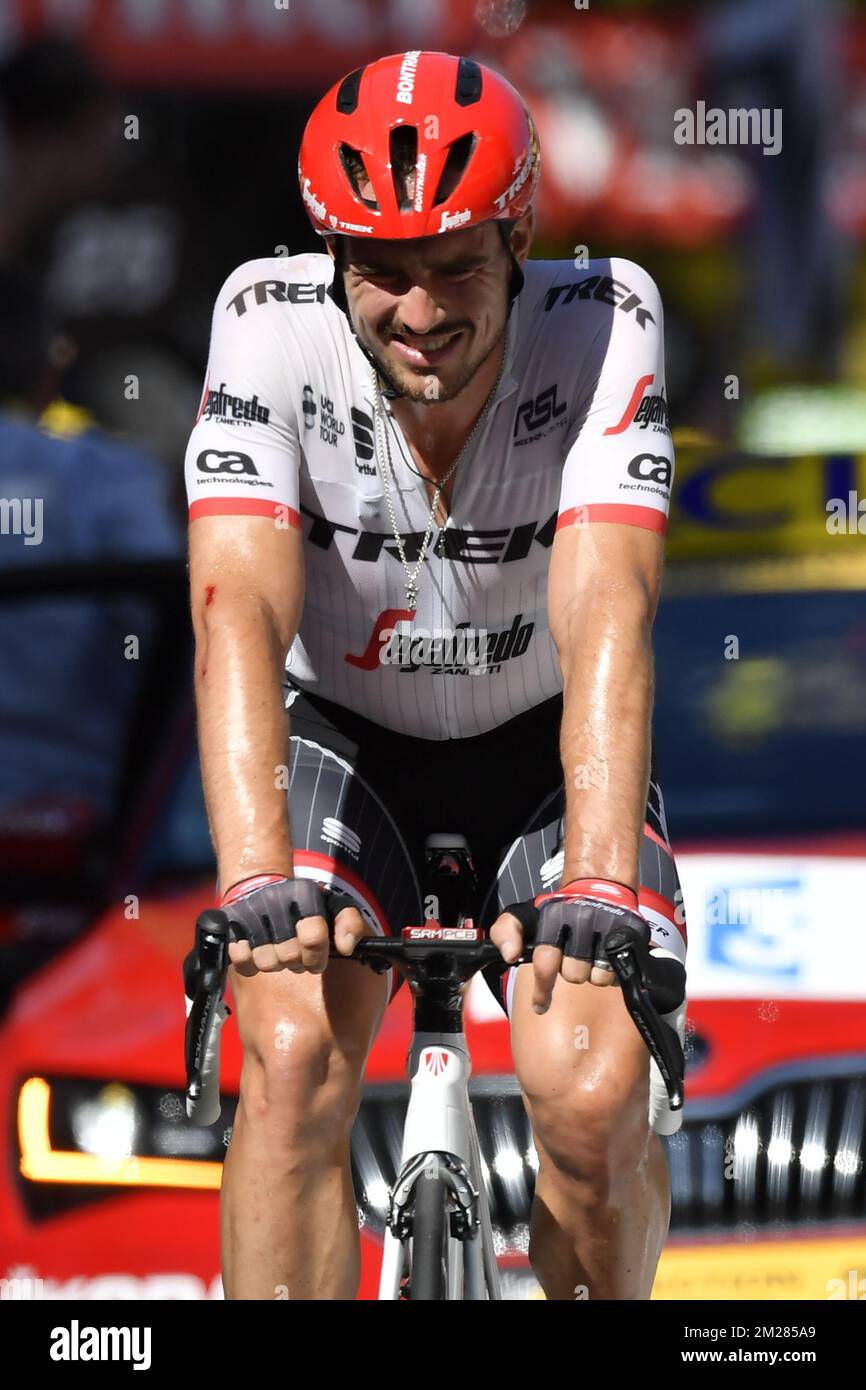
[189,498,301,529]
[556,503,668,535]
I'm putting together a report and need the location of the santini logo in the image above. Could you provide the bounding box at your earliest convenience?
[50,1320,151,1370]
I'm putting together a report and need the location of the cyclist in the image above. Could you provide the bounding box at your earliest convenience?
[184,51,686,1300]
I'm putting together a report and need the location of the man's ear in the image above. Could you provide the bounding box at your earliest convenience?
[326,236,350,316]
[509,208,535,267]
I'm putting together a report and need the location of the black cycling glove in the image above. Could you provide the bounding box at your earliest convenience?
[504,877,648,970]
[220,873,358,949]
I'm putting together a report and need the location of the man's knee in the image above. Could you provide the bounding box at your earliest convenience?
[522,1045,651,1191]
[235,986,370,1147]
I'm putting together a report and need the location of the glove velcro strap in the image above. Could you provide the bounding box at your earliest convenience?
[534,890,648,963]
[220,873,288,907]
[222,878,328,949]
[535,878,638,911]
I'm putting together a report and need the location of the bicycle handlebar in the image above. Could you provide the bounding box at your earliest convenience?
[344,928,684,1113]
[184,911,685,1124]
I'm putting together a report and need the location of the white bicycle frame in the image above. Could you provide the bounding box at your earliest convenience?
[377,1029,502,1300]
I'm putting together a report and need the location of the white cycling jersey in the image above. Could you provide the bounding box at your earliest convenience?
[184,252,673,739]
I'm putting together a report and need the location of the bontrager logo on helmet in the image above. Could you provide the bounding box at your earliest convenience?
[395,50,421,105]
[297,51,541,242]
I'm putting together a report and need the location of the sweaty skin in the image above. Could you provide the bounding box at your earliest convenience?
[192,219,536,1298]
[489,516,670,1299]
[336,215,533,513]
[490,519,663,1004]
[190,207,671,1298]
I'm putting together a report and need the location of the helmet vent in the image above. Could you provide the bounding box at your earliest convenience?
[336,67,364,115]
[432,133,476,207]
[338,143,379,209]
[389,125,419,211]
[455,58,483,107]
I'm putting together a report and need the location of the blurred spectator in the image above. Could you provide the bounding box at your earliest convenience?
[0,35,202,476]
[0,36,117,267]
[699,0,847,384]
[0,270,182,832]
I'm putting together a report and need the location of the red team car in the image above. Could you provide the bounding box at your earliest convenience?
[2,565,864,1300]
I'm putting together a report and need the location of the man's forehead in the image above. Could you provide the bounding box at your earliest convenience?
[343,222,498,267]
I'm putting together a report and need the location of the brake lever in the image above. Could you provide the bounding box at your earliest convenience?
[603,923,684,1111]
[184,908,232,1124]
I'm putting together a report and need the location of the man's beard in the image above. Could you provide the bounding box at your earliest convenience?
[364,323,506,404]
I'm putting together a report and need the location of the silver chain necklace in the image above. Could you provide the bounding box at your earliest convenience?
[372,333,507,611]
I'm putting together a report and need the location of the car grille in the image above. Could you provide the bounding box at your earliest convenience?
[17,1061,866,1242]
[352,1064,866,1249]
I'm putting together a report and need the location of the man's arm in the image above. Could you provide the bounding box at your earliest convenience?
[550,257,671,904]
[182,259,364,972]
[189,511,303,896]
[490,258,673,1002]
[548,519,664,912]
[515,522,665,1011]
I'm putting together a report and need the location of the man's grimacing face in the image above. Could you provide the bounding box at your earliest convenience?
[333,214,533,404]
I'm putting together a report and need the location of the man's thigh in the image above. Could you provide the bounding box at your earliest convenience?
[480,778,687,1007]
[227,688,427,1054]
[480,776,688,1134]
[284,692,424,946]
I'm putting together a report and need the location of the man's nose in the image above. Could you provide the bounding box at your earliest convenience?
[395,284,442,336]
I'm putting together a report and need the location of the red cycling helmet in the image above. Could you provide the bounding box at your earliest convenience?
[298,51,540,241]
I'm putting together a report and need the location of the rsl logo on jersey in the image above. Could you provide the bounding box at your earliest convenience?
[513,384,567,445]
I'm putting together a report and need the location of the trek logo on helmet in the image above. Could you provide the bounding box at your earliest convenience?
[330,215,375,234]
[494,146,534,212]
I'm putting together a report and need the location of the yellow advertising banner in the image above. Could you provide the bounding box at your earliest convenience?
[652,1233,866,1301]
[667,436,866,561]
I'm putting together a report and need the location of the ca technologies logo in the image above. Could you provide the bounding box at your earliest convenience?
[50,1320,152,1370]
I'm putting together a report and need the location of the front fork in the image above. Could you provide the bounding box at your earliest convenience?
[377,1033,501,1300]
